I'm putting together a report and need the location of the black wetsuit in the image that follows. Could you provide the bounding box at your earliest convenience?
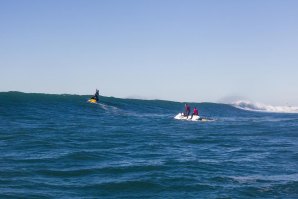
[91,90,99,102]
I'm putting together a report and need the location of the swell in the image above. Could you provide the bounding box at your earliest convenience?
[1,92,298,115]
[1,91,298,198]
[0,91,241,116]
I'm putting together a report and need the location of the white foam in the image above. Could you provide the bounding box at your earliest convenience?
[232,100,298,113]
[230,173,298,183]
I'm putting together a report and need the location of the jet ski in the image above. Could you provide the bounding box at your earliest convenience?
[88,89,99,103]
[174,113,214,122]
[88,98,97,103]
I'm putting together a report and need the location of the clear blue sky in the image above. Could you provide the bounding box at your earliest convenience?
[1,0,297,105]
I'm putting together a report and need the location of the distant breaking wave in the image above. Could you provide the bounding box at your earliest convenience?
[232,100,298,113]
[1,92,298,114]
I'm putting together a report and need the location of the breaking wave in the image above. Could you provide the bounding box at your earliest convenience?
[232,100,298,113]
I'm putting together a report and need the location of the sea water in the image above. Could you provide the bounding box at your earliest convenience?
[1,92,298,198]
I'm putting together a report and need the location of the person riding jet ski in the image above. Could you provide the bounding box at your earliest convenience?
[90,89,99,102]
[184,104,191,117]
[190,107,199,119]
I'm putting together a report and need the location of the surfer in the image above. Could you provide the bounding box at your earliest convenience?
[184,104,190,118]
[190,107,199,119]
[91,89,99,102]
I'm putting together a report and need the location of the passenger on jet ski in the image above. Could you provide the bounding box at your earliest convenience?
[190,107,199,119]
[90,89,99,102]
[184,104,190,117]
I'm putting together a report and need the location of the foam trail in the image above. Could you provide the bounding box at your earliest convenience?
[232,101,298,113]
[94,102,120,114]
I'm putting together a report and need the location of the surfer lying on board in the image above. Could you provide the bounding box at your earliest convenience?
[190,107,199,119]
[183,104,191,117]
[90,89,99,102]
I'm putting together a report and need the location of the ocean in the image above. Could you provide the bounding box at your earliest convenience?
[1,92,298,198]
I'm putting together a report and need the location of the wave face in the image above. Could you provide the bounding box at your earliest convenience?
[233,100,298,113]
[1,92,298,198]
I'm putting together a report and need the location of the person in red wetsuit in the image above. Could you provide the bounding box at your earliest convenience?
[184,104,191,117]
[190,107,199,119]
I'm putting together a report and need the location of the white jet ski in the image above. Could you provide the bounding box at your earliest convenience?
[174,113,213,122]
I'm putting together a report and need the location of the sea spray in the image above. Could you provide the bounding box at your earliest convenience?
[232,100,298,113]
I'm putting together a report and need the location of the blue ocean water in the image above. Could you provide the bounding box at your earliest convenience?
[1,92,298,198]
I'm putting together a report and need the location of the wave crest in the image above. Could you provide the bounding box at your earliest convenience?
[232,101,298,113]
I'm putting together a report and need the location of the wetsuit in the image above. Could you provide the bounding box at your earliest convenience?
[193,108,198,115]
[184,104,190,117]
[94,90,99,102]
[191,108,199,119]
[91,90,99,102]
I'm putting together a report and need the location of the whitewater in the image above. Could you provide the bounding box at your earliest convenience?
[1,92,298,198]
[233,100,298,114]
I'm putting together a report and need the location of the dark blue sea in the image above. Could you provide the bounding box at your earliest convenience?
[1,92,298,198]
